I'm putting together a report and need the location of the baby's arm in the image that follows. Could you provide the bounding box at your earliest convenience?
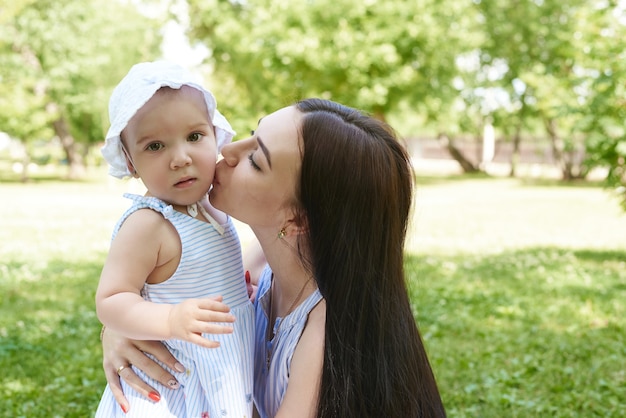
[96,209,234,348]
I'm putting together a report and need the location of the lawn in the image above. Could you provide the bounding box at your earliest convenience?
[1,169,625,417]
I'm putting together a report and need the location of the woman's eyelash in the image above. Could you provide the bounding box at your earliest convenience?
[248,153,261,171]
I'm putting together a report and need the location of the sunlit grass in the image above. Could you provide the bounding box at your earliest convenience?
[1,170,625,416]
[408,248,626,417]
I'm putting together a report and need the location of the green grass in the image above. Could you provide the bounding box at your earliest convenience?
[408,249,626,417]
[1,170,625,417]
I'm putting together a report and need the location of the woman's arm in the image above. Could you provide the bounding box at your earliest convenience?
[275,300,326,418]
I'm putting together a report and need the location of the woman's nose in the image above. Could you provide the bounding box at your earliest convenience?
[220,141,244,166]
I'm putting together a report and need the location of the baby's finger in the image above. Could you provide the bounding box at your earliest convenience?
[188,321,234,337]
[197,297,232,313]
[197,310,236,325]
[189,333,223,349]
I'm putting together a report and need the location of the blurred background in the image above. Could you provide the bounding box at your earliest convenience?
[1,0,625,417]
[1,0,626,199]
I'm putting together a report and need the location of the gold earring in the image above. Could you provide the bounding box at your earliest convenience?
[278,228,286,239]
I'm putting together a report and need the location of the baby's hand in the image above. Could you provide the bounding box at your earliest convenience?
[168,296,235,348]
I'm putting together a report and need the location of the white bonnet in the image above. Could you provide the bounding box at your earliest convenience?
[101,61,235,179]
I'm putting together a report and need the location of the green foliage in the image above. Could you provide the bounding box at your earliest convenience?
[0,0,162,146]
[185,0,475,131]
[2,0,626,204]
[180,0,626,198]
[572,3,626,208]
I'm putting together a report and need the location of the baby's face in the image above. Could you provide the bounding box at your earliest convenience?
[122,86,218,209]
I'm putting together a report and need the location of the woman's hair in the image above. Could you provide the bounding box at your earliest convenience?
[294,98,446,418]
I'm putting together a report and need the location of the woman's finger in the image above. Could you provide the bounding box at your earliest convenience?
[102,328,180,402]
[103,362,130,414]
[131,340,185,389]
[116,363,162,403]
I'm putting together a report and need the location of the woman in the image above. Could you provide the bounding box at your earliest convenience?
[101,98,446,417]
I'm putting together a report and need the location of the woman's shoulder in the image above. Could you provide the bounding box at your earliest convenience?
[277,299,325,416]
[304,298,325,336]
[292,297,325,358]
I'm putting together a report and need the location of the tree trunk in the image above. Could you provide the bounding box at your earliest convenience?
[544,117,587,181]
[509,122,522,178]
[53,115,85,180]
[437,133,481,173]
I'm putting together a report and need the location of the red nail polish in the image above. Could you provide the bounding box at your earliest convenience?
[149,391,161,402]
[121,404,129,413]
[245,270,250,284]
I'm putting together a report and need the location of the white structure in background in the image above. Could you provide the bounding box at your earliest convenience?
[482,119,495,168]
[0,132,28,173]
[0,132,10,151]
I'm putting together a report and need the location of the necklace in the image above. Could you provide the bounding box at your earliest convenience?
[266,275,313,370]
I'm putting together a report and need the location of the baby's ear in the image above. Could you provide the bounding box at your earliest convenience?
[120,136,138,177]
[125,159,138,178]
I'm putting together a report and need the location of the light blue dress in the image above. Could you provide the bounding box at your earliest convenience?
[253,267,323,418]
[96,194,254,418]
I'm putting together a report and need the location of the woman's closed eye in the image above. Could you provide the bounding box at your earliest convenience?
[248,153,261,171]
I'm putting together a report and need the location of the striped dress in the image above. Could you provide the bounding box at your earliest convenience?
[253,267,323,418]
[96,194,254,418]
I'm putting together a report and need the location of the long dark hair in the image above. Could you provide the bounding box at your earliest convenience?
[294,98,446,417]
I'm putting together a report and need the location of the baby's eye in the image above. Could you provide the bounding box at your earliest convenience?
[188,132,202,142]
[146,142,164,151]
[250,130,255,136]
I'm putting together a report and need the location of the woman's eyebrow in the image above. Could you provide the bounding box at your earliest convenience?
[257,136,272,168]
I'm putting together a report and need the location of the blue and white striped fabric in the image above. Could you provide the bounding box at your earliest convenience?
[96,194,254,418]
[253,267,323,418]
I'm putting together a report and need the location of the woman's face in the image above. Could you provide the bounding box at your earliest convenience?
[210,105,302,232]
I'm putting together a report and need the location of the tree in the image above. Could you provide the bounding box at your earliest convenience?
[470,0,599,180]
[181,0,475,136]
[0,0,161,179]
[575,0,626,208]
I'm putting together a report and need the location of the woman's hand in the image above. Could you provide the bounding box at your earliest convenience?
[102,327,184,412]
